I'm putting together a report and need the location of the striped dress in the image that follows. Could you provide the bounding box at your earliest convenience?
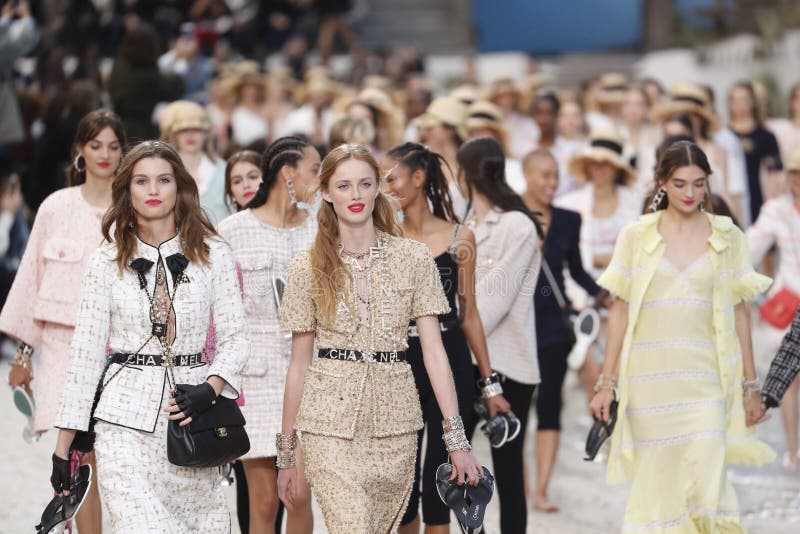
[621,251,742,533]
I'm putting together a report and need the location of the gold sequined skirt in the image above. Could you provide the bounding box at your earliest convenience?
[299,364,418,534]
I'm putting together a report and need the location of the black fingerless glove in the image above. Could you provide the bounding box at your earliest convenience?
[50,454,70,494]
[174,382,217,418]
[762,392,779,409]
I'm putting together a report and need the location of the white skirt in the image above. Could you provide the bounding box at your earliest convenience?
[94,392,231,533]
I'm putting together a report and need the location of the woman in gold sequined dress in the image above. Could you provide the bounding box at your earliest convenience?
[276,144,483,533]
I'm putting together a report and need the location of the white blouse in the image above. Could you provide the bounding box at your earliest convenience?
[55,234,249,433]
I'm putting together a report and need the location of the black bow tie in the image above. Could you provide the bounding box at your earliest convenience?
[129,253,189,286]
[129,257,154,275]
[165,253,189,284]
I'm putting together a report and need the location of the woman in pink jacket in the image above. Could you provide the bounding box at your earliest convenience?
[3,109,125,534]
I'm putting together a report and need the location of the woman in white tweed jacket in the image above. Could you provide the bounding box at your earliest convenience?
[457,137,542,533]
[51,141,248,533]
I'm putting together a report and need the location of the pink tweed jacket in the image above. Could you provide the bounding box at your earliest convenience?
[0,187,106,345]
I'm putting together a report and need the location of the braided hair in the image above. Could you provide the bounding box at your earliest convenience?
[386,142,459,223]
[247,136,310,209]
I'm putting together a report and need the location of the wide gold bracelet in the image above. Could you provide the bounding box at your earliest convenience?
[442,415,465,434]
[276,432,297,452]
[13,345,33,375]
[276,449,296,469]
[443,428,472,452]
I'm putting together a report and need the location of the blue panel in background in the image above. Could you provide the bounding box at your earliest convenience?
[472,0,643,53]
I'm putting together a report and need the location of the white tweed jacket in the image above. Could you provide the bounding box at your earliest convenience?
[55,234,249,433]
[472,208,541,385]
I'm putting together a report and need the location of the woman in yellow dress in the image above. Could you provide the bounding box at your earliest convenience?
[590,140,774,533]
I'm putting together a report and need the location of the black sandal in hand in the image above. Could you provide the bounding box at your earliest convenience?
[435,463,494,533]
[36,464,93,534]
[584,394,619,462]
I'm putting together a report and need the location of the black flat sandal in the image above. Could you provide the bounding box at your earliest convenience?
[36,464,92,534]
[435,463,495,533]
[584,398,619,462]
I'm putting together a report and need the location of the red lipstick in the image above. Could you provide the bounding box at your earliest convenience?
[243,191,255,198]
[145,199,162,206]
[681,199,695,206]
[98,162,110,168]
[348,203,365,213]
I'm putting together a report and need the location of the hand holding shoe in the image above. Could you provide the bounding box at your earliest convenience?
[50,454,70,496]
[449,449,483,487]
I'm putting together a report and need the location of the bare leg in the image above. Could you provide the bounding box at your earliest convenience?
[423,524,449,534]
[534,430,560,512]
[243,457,280,534]
[780,376,800,471]
[74,451,102,534]
[398,515,419,534]
[286,444,313,533]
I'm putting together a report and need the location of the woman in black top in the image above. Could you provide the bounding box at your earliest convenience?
[522,148,603,512]
[382,143,510,534]
[728,81,783,223]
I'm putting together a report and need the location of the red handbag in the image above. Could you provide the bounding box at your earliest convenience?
[759,288,800,329]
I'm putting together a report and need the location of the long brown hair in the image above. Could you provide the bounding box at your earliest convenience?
[101,141,218,272]
[311,144,402,324]
[68,109,127,186]
[457,136,544,238]
[648,139,714,212]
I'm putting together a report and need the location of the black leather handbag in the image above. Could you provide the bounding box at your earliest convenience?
[167,393,250,468]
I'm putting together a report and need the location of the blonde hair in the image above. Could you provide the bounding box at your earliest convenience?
[311,144,402,324]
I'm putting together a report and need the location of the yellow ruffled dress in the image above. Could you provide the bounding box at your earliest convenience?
[597,212,775,533]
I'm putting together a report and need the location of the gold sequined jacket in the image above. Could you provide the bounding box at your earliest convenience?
[280,233,450,438]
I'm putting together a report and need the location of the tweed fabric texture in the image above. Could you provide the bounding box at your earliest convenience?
[763,308,800,404]
[0,186,106,430]
[218,209,316,457]
[94,413,231,533]
[55,234,249,433]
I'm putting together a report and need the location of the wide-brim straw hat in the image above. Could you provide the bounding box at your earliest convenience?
[651,81,718,129]
[450,84,481,106]
[567,129,637,185]
[413,96,468,141]
[786,147,800,172]
[226,71,269,100]
[159,100,210,138]
[464,100,509,149]
[596,72,629,104]
[517,73,555,113]
[486,77,521,102]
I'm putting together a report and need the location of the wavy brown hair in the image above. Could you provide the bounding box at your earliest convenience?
[68,109,127,186]
[312,144,402,324]
[101,140,218,272]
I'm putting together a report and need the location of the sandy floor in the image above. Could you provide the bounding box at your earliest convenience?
[2,319,799,533]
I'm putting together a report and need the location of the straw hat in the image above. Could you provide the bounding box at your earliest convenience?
[450,84,480,106]
[413,97,468,141]
[517,73,555,113]
[651,81,718,128]
[785,147,800,172]
[465,100,509,150]
[567,129,636,185]
[486,77,521,102]
[159,100,210,138]
[226,70,269,100]
[354,87,404,148]
[596,72,629,104]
